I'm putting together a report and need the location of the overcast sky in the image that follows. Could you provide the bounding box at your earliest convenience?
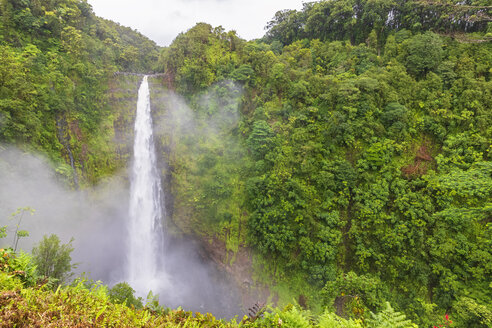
[87,0,306,46]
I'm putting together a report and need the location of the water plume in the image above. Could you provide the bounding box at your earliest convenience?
[126,76,167,298]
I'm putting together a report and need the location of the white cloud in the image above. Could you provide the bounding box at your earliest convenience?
[87,0,305,46]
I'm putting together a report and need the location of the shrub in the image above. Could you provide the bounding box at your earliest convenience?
[31,234,76,284]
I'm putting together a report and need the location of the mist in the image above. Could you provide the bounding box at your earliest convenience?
[0,79,245,319]
[0,146,128,282]
[153,79,244,163]
[150,79,246,317]
[157,82,241,128]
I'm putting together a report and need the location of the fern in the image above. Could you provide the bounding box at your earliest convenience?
[259,306,313,328]
[317,310,364,328]
[0,272,23,291]
[367,302,418,328]
[11,251,39,287]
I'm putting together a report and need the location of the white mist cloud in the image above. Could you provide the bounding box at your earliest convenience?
[0,147,129,283]
[87,0,305,46]
[151,80,244,170]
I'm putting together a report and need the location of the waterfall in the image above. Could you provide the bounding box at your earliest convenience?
[127,76,165,297]
[123,76,240,317]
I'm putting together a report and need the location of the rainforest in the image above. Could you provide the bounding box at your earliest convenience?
[0,0,491,327]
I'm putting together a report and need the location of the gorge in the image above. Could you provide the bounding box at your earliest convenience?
[0,0,490,326]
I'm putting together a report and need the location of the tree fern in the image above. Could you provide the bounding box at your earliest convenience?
[367,302,418,328]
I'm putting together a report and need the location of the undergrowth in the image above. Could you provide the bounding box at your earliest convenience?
[0,248,421,327]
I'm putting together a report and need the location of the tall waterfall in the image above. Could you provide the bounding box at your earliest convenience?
[127,76,165,297]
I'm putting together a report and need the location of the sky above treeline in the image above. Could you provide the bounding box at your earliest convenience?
[87,0,305,46]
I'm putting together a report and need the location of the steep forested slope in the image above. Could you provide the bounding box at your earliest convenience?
[0,0,490,326]
[159,1,491,326]
[0,0,159,184]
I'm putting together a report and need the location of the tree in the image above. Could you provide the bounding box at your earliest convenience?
[32,234,76,284]
[60,26,82,55]
[108,282,143,309]
[9,207,34,252]
[247,120,275,160]
[265,9,305,45]
[404,32,443,77]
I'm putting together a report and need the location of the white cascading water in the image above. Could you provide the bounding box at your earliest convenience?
[127,76,165,297]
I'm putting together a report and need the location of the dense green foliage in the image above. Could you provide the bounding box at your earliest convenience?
[108,282,144,309]
[264,0,491,48]
[0,0,159,184]
[1,0,491,326]
[31,234,75,283]
[159,1,491,326]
